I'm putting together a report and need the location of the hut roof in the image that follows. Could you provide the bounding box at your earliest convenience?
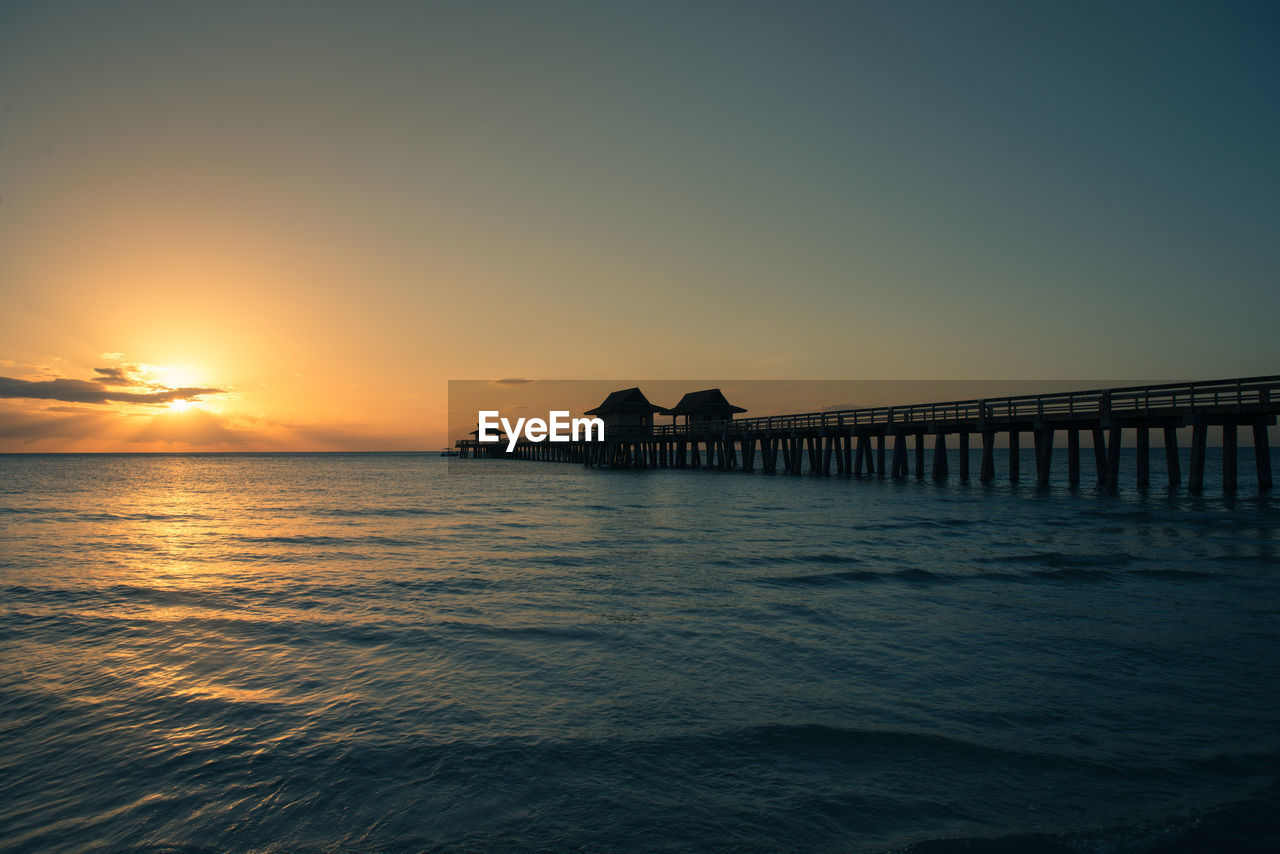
[660,388,747,417]
[584,387,666,416]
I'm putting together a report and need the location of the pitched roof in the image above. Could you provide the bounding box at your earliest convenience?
[660,388,747,416]
[583,386,666,416]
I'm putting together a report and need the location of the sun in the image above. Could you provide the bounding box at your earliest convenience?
[145,364,201,388]
[169,398,191,413]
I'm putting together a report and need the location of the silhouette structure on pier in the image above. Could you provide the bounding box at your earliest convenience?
[456,376,1278,493]
[582,387,664,436]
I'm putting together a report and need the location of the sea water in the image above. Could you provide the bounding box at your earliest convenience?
[1,452,1277,852]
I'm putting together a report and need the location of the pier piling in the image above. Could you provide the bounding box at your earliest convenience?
[1136,426,1150,488]
[1068,429,1080,485]
[980,431,995,483]
[1223,425,1237,491]
[1255,423,1273,491]
[1009,431,1020,483]
[1164,427,1181,487]
[932,431,948,480]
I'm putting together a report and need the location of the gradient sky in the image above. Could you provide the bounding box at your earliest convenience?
[2,0,1277,450]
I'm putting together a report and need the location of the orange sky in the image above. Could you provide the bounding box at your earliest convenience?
[2,3,1276,451]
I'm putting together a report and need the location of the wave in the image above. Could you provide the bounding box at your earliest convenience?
[752,562,1230,587]
[310,506,446,518]
[753,567,1026,587]
[975,550,1135,569]
[713,552,864,568]
[228,534,424,547]
[1130,568,1220,581]
[896,780,1280,853]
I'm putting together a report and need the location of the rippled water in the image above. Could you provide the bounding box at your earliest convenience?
[1,452,1278,852]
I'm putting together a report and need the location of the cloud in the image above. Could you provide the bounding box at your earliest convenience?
[491,377,534,385]
[0,374,224,405]
[93,366,132,385]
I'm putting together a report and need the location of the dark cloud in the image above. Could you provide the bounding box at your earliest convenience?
[0,375,224,405]
[491,377,534,385]
[93,366,133,385]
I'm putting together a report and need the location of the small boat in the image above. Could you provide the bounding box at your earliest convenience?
[439,448,459,457]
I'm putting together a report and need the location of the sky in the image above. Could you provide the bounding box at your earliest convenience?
[1,0,1277,450]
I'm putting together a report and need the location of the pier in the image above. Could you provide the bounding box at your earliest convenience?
[455,376,1278,492]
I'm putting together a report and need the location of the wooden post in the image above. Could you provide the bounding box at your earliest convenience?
[1008,430,1020,483]
[980,431,995,482]
[892,433,907,478]
[914,433,925,480]
[843,434,853,476]
[1092,428,1107,486]
[932,431,948,480]
[876,434,886,477]
[1106,425,1122,490]
[1223,424,1237,491]
[1164,427,1180,487]
[1189,423,1207,492]
[1136,426,1149,488]
[1254,423,1272,491]
[1067,429,1080,485]
[959,431,970,481]
[1034,428,1052,485]
[853,436,865,477]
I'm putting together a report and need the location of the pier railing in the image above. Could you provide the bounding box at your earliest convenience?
[648,375,1279,438]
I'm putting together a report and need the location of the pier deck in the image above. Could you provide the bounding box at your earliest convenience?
[455,376,1278,492]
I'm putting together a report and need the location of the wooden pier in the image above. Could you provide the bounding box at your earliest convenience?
[455,376,1278,492]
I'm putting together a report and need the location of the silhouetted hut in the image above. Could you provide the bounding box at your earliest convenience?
[661,388,746,430]
[584,387,665,437]
[465,425,504,458]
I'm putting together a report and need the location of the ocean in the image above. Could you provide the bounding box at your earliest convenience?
[1,452,1277,852]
